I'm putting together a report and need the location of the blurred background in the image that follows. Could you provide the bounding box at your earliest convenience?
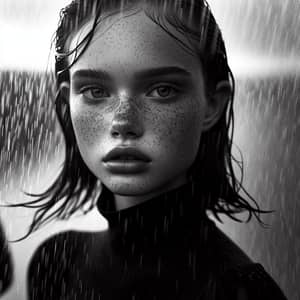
[0,0,299,299]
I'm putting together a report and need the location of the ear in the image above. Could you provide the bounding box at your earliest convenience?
[59,82,70,104]
[202,80,231,131]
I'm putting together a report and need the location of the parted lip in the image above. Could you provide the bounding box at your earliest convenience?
[102,147,151,162]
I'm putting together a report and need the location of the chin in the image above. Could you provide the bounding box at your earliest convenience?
[102,176,163,196]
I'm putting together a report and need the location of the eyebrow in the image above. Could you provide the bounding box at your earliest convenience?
[72,66,192,82]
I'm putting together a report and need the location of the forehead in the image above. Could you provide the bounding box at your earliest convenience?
[68,9,203,79]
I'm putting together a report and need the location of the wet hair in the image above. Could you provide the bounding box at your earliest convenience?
[18,0,272,239]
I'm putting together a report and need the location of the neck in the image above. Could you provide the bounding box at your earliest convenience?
[97,179,210,246]
[113,175,188,210]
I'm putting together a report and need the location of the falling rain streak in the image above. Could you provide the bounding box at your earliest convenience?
[0,1,299,300]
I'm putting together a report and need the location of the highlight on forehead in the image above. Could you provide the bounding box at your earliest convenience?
[56,0,223,78]
[144,0,221,57]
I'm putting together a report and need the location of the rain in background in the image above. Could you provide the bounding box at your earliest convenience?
[0,0,299,299]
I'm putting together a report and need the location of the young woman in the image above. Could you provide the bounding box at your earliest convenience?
[25,0,287,299]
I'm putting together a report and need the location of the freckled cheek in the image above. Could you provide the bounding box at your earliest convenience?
[148,100,203,154]
[70,105,108,148]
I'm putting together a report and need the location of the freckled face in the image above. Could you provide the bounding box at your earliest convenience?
[68,10,208,199]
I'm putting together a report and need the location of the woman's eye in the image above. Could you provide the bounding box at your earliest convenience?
[146,85,178,99]
[81,87,110,100]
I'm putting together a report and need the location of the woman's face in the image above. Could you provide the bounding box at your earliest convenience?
[68,9,212,204]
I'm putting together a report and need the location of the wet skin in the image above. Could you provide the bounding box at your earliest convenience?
[68,9,224,210]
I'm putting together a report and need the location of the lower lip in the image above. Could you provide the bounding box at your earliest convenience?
[103,160,150,174]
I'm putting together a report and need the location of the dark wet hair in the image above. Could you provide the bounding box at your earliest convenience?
[17,0,272,239]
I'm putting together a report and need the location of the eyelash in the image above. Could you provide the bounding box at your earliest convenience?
[80,86,109,99]
[79,84,180,101]
[146,84,179,98]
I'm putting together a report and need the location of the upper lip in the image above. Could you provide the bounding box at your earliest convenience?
[103,147,151,162]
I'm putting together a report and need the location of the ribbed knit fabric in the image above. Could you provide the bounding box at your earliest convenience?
[27,182,288,300]
[97,181,211,248]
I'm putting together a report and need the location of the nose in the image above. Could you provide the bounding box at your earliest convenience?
[110,99,144,139]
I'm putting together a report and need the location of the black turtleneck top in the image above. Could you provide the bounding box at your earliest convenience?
[27,182,287,300]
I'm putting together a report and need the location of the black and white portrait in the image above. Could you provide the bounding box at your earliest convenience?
[0,1,298,299]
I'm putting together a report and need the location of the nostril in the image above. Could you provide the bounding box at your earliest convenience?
[127,131,137,138]
[111,130,137,138]
[111,131,120,137]
[110,119,143,139]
